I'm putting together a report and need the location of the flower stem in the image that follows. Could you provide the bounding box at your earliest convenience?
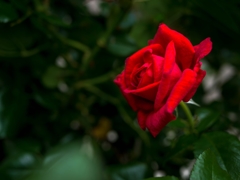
[179,101,195,132]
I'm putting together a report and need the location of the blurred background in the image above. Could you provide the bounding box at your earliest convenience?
[0,0,240,179]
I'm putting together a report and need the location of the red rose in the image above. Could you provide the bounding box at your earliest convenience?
[114,24,212,137]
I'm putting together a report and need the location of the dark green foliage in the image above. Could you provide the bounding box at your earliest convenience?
[145,176,179,180]
[108,162,148,180]
[190,149,231,180]
[194,132,240,179]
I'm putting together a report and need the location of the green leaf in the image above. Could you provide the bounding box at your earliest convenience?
[190,149,231,180]
[0,2,19,23]
[0,152,39,180]
[194,132,240,180]
[144,176,179,180]
[167,118,186,128]
[108,163,148,180]
[27,141,103,180]
[196,108,220,132]
[164,134,198,163]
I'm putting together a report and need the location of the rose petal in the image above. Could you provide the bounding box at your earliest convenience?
[151,24,195,70]
[148,39,154,45]
[125,44,164,88]
[154,42,182,110]
[166,69,197,113]
[115,73,154,111]
[191,37,212,68]
[125,81,160,101]
[141,50,164,83]
[162,41,176,74]
[137,64,154,88]
[146,69,197,137]
[131,63,148,88]
[114,72,138,111]
[152,55,165,82]
[183,69,206,102]
[143,49,153,63]
[146,105,176,137]
[135,98,154,111]
[154,64,181,110]
[137,111,148,129]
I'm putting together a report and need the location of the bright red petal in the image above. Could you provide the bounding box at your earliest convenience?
[154,64,181,110]
[142,50,165,83]
[137,111,148,129]
[163,41,176,74]
[191,37,212,68]
[135,98,154,111]
[125,44,164,88]
[151,24,195,70]
[183,69,206,102]
[152,55,165,82]
[137,66,153,88]
[146,105,176,137]
[147,68,197,137]
[114,72,138,111]
[125,81,160,101]
[154,42,181,110]
[166,69,197,113]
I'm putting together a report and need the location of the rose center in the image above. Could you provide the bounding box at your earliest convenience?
[131,63,152,88]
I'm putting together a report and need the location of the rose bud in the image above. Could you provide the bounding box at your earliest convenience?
[114,23,212,137]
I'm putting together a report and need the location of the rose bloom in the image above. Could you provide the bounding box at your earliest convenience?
[114,24,212,137]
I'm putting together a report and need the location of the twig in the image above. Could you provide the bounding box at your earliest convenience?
[74,66,123,89]
[0,44,48,57]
